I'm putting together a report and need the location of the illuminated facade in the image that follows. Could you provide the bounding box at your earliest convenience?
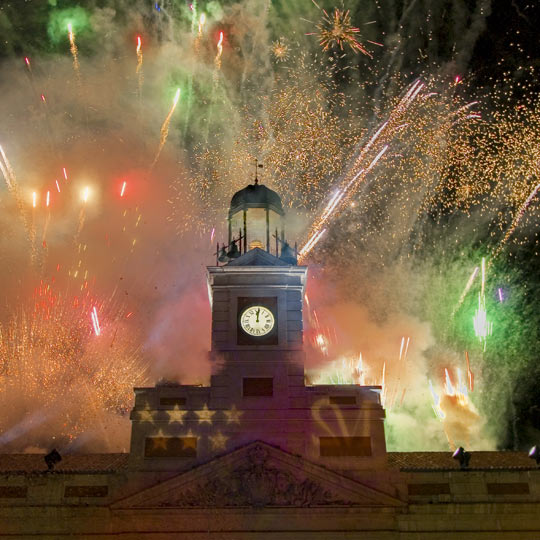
[0,182,539,538]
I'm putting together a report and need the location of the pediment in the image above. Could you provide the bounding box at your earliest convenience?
[226,248,289,267]
[113,441,403,509]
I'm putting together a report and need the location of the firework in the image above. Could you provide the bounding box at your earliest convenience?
[136,35,143,97]
[198,13,206,38]
[151,88,181,168]
[473,293,492,349]
[91,306,101,336]
[76,187,91,241]
[472,258,492,350]
[465,352,474,392]
[272,39,289,61]
[0,291,147,451]
[42,196,51,248]
[67,23,81,83]
[0,144,31,243]
[429,380,446,420]
[492,182,540,261]
[298,79,426,260]
[452,266,479,317]
[432,364,481,450]
[214,31,224,76]
[311,9,373,57]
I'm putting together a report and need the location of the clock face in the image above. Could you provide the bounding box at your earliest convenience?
[240,306,275,337]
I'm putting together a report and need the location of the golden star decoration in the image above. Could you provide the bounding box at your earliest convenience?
[138,407,154,423]
[209,431,228,451]
[166,405,187,424]
[224,404,242,424]
[195,404,215,424]
[151,429,168,450]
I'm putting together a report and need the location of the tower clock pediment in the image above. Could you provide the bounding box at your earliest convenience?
[226,247,290,267]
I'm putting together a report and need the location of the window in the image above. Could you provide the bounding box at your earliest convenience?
[64,485,108,497]
[144,437,197,458]
[408,483,450,495]
[243,377,273,397]
[159,397,186,407]
[329,396,356,405]
[319,437,372,457]
[0,486,27,498]
[487,483,529,495]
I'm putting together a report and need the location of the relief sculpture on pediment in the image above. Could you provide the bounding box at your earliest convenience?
[164,444,352,508]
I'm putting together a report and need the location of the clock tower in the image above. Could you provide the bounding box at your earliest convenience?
[129,180,387,473]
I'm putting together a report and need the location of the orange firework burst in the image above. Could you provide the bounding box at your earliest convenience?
[314,8,372,57]
[272,39,289,61]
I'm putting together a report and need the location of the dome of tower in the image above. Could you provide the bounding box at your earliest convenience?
[229,182,285,216]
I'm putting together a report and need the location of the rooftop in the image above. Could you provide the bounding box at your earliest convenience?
[0,451,535,474]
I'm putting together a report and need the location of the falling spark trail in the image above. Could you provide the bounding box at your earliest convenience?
[299,79,425,260]
[472,257,492,349]
[452,266,479,317]
[198,13,206,37]
[0,144,31,237]
[465,352,474,391]
[481,257,486,299]
[491,181,540,261]
[91,306,101,336]
[429,380,445,420]
[381,362,387,407]
[213,31,224,85]
[42,194,52,251]
[75,188,90,242]
[214,32,224,74]
[136,36,143,97]
[444,368,454,395]
[404,337,410,358]
[151,89,181,168]
[120,181,127,197]
[67,23,81,84]
[0,145,17,191]
[299,228,326,257]
[30,193,37,264]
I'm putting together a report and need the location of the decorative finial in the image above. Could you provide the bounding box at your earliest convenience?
[254,158,263,185]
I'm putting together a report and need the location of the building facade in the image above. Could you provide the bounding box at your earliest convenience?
[0,182,539,539]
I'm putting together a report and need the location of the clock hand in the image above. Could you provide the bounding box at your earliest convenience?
[256,308,260,322]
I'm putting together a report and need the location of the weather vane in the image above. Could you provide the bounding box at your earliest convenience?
[254,158,263,184]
